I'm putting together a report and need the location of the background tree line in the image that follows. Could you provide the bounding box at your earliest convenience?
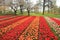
[0,0,60,16]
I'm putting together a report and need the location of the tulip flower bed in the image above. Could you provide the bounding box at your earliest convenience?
[54,18,60,20]
[0,16,10,19]
[0,16,35,40]
[0,16,15,19]
[0,16,16,21]
[18,17,39,40]
[0,16,59,40]
[50,17,60,25]
[0,16,31,37]
[45,17,60,38]
[0,16,20,22]
[0,16,27,28]
[39,16,58,40]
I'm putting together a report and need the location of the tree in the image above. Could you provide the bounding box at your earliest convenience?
[58,7,60,14]
[8,0,18,15]
[33,3,39,13]
[18,0,25,14]
[25,0,32,16]
[0,0,6,14]
[42,0,56,15]
[0,0,18,15]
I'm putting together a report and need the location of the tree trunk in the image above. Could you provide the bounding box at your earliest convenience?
[48,0,49,13]
[14,10,17,15]
[20,5,23,14]
[20,9,23,14]
[10,7,17,15]
[27,8,30,16]
[43,0,45,15]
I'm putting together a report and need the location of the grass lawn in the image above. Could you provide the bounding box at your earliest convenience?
[30,13,60,18]
[0,12,60,18]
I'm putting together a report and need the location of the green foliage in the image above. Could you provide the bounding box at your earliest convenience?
[5,11,14,15]
[0,11,2,14]
[0,10,60,18]
[58,7,60,14]
[30,12,60,18]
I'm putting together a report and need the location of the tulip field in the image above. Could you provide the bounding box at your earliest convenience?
[0,16,60,40]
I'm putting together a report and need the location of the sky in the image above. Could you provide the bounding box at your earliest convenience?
[31,0,60,7]
[56,0,60,7]
[31,0,38,4]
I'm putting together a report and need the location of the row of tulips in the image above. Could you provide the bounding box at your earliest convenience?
[0,16,15,19]
[0,16,20,22]
[0,17,30,36]
[45,17,60,37]
[0,16,16,21]
[0,16,31,37]
[0,16,9,19]
[54,18,60,20]
[0,16,36,40]
[0,16,27,28]
[50,17,60,25]
[19,17,39,40]
[39,16,58,40]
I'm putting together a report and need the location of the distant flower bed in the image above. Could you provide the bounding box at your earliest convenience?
[0,16,58,40]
